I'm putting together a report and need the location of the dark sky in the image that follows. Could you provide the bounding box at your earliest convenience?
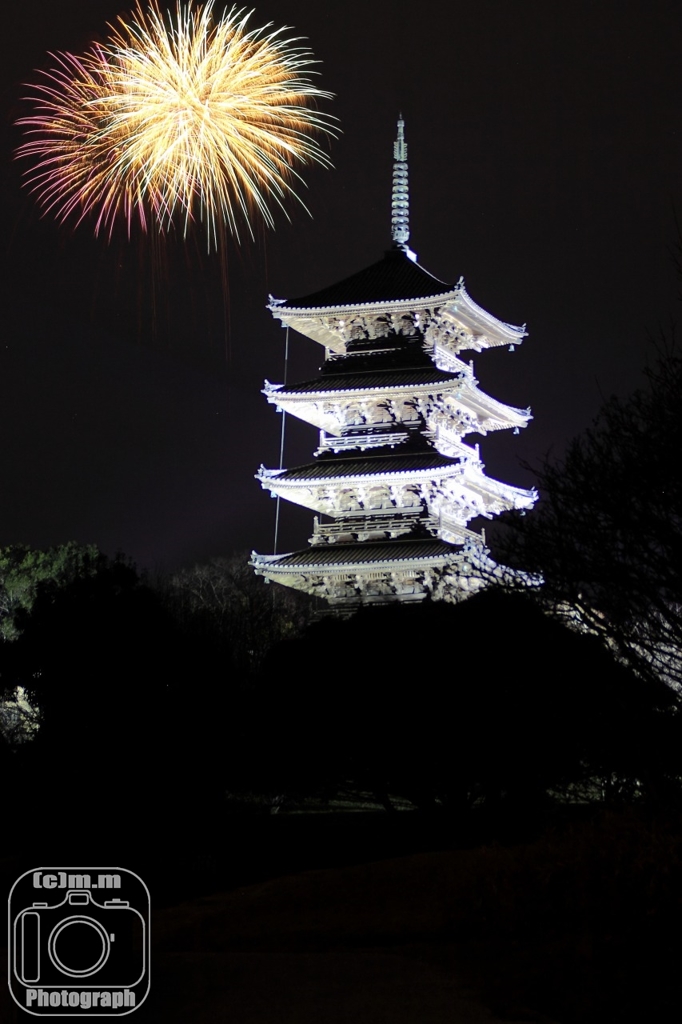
[2,0,681,572]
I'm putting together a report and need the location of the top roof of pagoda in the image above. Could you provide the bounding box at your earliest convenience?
[268,120,527,353]
[271,249,457,313]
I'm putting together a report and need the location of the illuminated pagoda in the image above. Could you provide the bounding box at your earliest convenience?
[251,119,536,610]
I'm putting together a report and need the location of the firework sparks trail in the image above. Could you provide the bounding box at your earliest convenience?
[15,1,337,246]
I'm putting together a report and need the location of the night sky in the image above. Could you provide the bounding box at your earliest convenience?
[2,0,681,572]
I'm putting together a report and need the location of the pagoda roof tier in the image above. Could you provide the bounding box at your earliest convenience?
[268,251,526,355]
[263,449,454,483]
[254,536,457,569]
[263,366,531,438]
[257,447,537,522]
[271,366,457,395]
[274,249,452,309]
[250,536,495,607]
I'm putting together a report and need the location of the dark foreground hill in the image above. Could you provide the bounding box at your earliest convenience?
[2,807,679,1024]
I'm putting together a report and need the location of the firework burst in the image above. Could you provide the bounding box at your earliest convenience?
[15,1,336,245]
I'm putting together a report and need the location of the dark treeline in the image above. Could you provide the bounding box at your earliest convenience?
[2,541,681,841]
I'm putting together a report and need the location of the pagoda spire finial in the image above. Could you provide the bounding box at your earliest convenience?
[391,115,411,253]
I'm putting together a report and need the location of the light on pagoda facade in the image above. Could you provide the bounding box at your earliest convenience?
[251,118,536,610]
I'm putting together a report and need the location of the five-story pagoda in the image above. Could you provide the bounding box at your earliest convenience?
[251,119,536,610]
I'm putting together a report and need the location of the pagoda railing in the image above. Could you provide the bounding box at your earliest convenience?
[316,431,409,454]
[310,510,424,544]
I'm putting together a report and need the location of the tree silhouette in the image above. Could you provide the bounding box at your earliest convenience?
[166,552,313,673]
[0,542,106,640]
[498,343,682,693]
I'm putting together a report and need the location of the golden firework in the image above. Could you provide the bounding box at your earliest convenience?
[16,1,336,245]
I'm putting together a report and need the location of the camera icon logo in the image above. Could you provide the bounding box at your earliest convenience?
[8,868,150,1016]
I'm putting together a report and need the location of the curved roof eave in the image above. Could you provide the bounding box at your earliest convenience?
[268,250,455,312]
[268,283,527,346]
[251,538,466,571]
[268,288,461,317]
